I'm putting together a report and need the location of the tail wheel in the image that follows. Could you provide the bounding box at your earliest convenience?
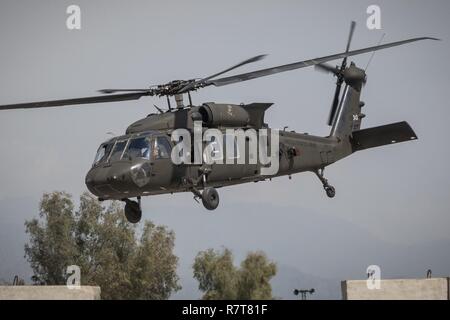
[124,200,142,223]
[201,187,220,211]
[325,186,336,198]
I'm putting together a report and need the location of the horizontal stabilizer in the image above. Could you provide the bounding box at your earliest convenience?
[351,121,418,152]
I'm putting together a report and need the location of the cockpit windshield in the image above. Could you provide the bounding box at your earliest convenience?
[92,134,169,166]
[123,137,151,160]
[109,140,127,162]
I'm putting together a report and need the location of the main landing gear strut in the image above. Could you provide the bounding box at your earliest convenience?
[123,196,142,223]
[314,168,336,198]
[187,167,220,211]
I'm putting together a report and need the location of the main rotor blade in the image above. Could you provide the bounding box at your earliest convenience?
[206,37,439,87]
[315,63,339,76]
[98,89,151,94]
[201,54,267,82]
[0,92,149,110]
[176,54,267,93]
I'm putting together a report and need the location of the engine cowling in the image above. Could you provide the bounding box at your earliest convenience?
[198,103,250,127]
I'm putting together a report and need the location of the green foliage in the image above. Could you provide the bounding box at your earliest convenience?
[193,248,238,299]
[25,192,77,285]
[193,248,277,300]
[237,252,277,299]
[24,191,181,299]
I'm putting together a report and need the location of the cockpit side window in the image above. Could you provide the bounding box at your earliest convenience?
[152,136,172,160]
[109,140,127,162]
[123,137,151,160]
[93,143,113,166]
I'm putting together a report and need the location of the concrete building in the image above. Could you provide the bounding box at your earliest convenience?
[0,286,101,300]
[342,278,450,300]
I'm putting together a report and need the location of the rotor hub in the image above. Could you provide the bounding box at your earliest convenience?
[343,63,366,89]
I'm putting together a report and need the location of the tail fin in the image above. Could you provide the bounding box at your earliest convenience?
[328,63,418,151]
[329,63,366,139]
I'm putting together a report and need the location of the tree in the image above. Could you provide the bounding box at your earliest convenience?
[25,192,78,285]
[237,252,277,299]
[193,248,238,299]
[24,191,181,299]
[193,248,277,300]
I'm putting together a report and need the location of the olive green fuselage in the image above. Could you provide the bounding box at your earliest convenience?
[85,103,352,201]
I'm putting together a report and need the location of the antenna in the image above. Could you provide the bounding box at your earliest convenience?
[365,33,386,72]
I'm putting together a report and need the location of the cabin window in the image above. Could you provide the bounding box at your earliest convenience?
[123,137,151,160]
[153,136,172,160]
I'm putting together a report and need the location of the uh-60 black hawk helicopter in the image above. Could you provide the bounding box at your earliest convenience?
[0,22,438,223]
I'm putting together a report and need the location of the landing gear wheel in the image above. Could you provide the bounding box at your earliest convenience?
[201,187,219,211]
[124,200,142,223]
[325,186,336,198]
[314,168,337,199]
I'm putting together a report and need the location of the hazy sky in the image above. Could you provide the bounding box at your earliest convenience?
[0,0,449,298]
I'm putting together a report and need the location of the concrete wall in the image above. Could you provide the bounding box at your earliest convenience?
[0,286,101,300]
[342,278,449,300]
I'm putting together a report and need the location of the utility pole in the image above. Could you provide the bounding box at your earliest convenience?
[293,288,315,300]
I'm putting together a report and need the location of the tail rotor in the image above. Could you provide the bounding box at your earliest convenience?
[316,21,356,126]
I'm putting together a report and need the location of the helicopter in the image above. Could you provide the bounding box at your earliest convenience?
[0,22,439,223]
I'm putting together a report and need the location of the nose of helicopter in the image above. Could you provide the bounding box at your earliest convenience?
[85,163,135,199]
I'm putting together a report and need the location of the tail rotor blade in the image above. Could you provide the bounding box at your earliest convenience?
[327,83,342,126]
[327,21,356,126]
[345,21,356,53]
[341,21,356,69]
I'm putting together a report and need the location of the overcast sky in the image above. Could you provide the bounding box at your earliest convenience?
[0,0,449,299]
